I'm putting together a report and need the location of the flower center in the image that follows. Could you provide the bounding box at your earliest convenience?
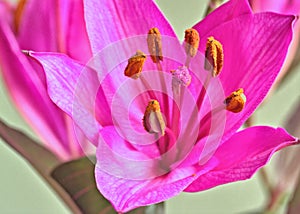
[124,50,146,79]
[224,88,246,113]
[205,36,224,77]
[147,28,163,63]
[143,100,166,136]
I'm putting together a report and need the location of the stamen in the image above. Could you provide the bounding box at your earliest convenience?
[184,28,200,58]
[147,28,167,111]
[124,50,146,79]
[224,88,246,113]
[204,36,224,77]
[143,100,166,136]
[147,28,163,63]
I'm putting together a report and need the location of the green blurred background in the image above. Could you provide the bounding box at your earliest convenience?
[1,0,300,213]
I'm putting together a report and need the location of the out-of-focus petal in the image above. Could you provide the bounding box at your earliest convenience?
[185,126,297,192]
[18,0,91,63]
[60,0,92,63]
[0,1,13,25]
[249,0,300,14]
[83,0,176,55]
[0,20,71,159]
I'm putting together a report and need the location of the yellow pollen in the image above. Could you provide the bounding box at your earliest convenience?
[225,88,246,113]
[147,27,163,63]
[14,0,27,33]
[184,28,200,58]
[143,100,166,136]
[204,36,224,77]
[124,50,146,79]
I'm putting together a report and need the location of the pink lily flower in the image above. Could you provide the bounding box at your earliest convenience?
[249,0,300,83]
[0,0,91,160]
[28,0,299,212]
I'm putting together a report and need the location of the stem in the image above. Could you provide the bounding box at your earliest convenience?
[264,189,287,214]
[259,167,275,199]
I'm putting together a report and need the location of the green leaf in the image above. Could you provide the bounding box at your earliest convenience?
[51,157,164,214]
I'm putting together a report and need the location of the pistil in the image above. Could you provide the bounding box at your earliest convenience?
[170,66,192,137]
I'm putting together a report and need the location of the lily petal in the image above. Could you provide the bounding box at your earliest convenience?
[83,0,176,55]
[29,52,101,145]
[194,0,252,36]
[95,149,217,213]
[184,126,298,192]
[250,0,300,14]
[0,1,13,25]
[194,12,295,143]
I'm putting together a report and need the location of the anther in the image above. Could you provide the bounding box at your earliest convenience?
[171,66,191,92]
[224,88,246,113]
[204,36,224,77]
[147,28,163,63]
[124,50,146,79]
[184,28,200,58]
[143,100,166,136]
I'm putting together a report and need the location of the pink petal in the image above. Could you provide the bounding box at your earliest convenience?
[17,0,91,63]
[194,12,295,143]
[249,0,300,88]
[0,1,13,25]
[97,126,162,180]
[83,0,176,55]
[95,151,217,213]
[184,126,298,192]
[194,0,252,36]
[0,18,73,159]
[29,52,101,145]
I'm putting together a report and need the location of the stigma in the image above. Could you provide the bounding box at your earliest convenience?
[205,36,224,77]
[184,28,200,58]
[124,50,146,79]
[224,88,246,113]
[143,100,166,136]
[171,66,191,91]
[147,27,163,63]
